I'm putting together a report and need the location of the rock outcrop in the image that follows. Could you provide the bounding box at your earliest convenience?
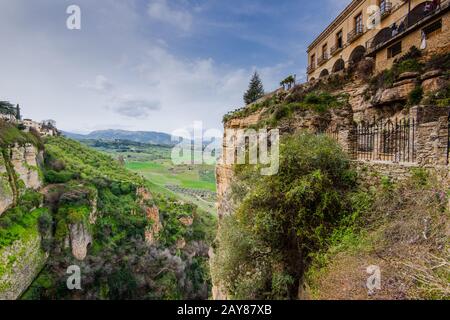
[0,160,14,216]
[11,144,43,190]
[69,223,93,261]
[145,205,162,245]
[137,187,163,246]
[0,143,43,217]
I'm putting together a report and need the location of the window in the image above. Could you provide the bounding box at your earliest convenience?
[423,19,442,37]
[322,44,328,58]
[355,13,363,33]
[380,0,387,14]
[388,42,402,58]
[337,30,343,48]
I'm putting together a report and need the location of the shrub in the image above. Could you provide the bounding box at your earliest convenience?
[44,170,74,183]
[408,86,423,106]
[212,133,357,299]
[395,59,423,74]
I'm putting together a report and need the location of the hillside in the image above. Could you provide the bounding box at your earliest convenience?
[211,49,450,300]
[62,129,177,146]
[0,125,216,300]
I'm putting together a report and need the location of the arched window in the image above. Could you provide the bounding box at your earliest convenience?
[319,69,329,78]
[371,27,392,49]
[349,45,366,65]
[332,59,345,73]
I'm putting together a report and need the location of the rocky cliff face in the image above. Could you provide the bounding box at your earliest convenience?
[0,157,14,216]
[0,143,43,217]
[11,144,43,191]
[0,142,45,299]
[137,187,162,246]
[68,223,93,261]
[0,211,48,300]
[213,54,450,299]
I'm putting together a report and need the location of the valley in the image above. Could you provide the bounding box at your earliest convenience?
[77,139,217,215]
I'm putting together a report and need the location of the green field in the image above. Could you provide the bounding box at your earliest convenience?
[126,159,216,214]
[80,140,217,215]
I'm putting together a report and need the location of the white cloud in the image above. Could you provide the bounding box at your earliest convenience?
[107,96,161,119]
[81,75,115,93]
[147,0,192,31]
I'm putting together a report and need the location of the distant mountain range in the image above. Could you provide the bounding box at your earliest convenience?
[62,129,178,146]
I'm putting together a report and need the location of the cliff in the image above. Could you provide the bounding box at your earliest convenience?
[213,50,450,300]
[0,135,45,299]
[0,209,48,299]
[0,143,43,216]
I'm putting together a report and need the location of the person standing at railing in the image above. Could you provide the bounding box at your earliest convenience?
[424,1,433,14]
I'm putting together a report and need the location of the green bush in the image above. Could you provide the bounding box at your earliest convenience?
[44,170,74,183]
[408,86,423,106]
[212,133,357,299]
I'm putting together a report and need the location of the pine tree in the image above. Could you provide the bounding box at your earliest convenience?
[15,104,21,120]
[243,71,265,105]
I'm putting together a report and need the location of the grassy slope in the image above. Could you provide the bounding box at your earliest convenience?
[306,172,449,300]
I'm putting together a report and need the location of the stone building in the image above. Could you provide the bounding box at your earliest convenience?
[307,0,450,80]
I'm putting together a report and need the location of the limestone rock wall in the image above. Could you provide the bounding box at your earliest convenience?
[69,223,92,261]
[11,144,43,191]
[0,157,14,216]
[0,143,43,217]
[137,187,163,246]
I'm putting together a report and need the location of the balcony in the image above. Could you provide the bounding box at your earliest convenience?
[366,0,450,55]
[347,26,364,44]
[380,2,393,19]
[330,44,343,56]
[317,53,329,66]
[307,64,316,74]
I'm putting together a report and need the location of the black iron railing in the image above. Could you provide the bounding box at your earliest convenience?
[330,44,343,56]
[317,53,329,66]
[347,25,365,44]
[307,64,316,73]
[351,118,417,163]
[324,118,417,163]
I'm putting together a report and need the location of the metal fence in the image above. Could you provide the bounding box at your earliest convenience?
[351,118,417,163]
[324,118,417,164]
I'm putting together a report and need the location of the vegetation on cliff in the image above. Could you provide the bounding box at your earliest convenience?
[213,131,449,300]
[15,136,216,300]
[224,75,350,125]
[211,133,358,299]
[306,169,449,300]
[0,120,43,149]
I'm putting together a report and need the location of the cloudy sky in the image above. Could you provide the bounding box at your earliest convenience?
[0,0,348,134]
